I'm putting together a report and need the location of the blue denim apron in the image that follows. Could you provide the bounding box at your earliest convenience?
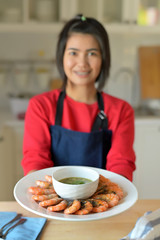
[50,91,112,169]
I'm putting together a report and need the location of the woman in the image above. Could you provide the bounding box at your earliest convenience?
[22,14,136,181]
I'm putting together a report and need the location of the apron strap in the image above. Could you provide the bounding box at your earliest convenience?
[55,91,66,125]
[55,91,108,131]
[91,92,108,131]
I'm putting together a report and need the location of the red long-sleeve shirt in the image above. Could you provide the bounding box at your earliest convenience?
[22,89,136,181]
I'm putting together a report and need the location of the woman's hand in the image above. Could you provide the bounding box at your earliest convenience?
[27,170,37,175]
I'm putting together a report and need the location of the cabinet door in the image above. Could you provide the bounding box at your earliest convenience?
[0,0,23,23]
[0,131,15,201]
[0,136,6,201]
[1,123,24,201]
[134,121,160,199]
[59,0,124,22]
[14,127,24,181]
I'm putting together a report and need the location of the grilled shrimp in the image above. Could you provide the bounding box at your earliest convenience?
[28,186,55,195]
[36,180,52,189]
[64,200,81,214]
[75,200,93,215]
[32,193,58,201]
[89,199,108,213]
[107,184,124,200]
[94,174,124,200]
[28,173,123,215]
[98,175,111,188]
[93,193,119,208]
[45,175,52,184]
[47,200,68,212]
[39,197,62,207]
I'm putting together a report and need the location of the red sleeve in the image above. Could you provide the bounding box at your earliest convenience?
[106,100,136,181]
[21,94,57,175]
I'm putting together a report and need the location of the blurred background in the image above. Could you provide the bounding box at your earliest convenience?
[0,0,160,200]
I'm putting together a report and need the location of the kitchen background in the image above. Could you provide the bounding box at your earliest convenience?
[0,0,160,200]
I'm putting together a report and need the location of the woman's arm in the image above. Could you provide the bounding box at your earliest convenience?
[21,96,54,175]
[106,102,136,181]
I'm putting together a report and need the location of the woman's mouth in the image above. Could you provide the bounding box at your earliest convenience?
[75,71,90,77]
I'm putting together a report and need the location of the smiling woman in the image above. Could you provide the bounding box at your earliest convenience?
[22,14,136,182]
[63,33,102,102]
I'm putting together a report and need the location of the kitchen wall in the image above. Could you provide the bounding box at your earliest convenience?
[0,32,58,111]
[107,31,160,107]
[1,30,160,112]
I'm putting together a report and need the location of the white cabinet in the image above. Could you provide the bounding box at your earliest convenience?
[59,0,122,23]
[0,0,160,33]
[134,118,160,199]
[0,0,62,33]
[0,0,23,23]
[0,121,24,201]
[0,0,59,23]
[0,135,6,199]
[0,0,124,24]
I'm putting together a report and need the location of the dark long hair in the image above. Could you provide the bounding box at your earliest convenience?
[56,14,111,90]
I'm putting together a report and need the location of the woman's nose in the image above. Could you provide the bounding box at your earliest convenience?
[77,54,89,66]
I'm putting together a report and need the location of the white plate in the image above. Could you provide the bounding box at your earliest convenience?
[14,166,138,221]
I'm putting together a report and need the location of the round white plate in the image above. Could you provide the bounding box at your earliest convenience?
[14,166,138,221]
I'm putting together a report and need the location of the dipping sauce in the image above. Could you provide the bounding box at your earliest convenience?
[59,177,92,185]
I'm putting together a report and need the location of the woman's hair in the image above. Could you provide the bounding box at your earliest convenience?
[56,14,111,90]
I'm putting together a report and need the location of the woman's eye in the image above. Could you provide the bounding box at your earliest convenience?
[69,51,77,56]
[88,52,97,56]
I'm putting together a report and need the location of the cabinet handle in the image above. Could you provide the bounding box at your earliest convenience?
[0,136,4,142]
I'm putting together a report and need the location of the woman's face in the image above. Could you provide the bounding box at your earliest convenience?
[63,33,102,88]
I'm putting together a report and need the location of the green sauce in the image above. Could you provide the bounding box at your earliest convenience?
[59,177,92,185]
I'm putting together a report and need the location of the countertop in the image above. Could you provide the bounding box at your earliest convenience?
[1,107,160,136]
[0,200,160,240]
[0,108,22,135]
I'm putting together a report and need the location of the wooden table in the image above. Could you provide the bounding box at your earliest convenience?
[0,200,160,240]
